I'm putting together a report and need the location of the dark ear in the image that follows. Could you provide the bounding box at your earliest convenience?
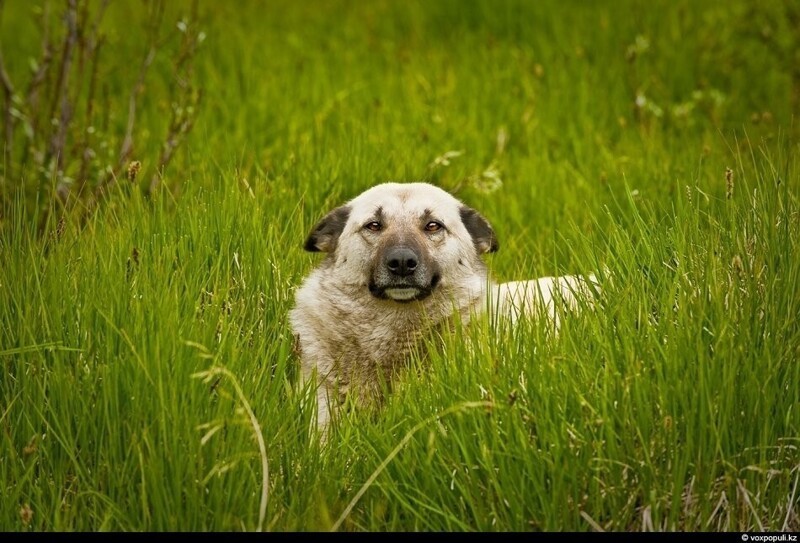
[304,206,351,252]
[460,206,499,254]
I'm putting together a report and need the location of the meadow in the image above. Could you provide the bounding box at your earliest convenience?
[1,0,798,531]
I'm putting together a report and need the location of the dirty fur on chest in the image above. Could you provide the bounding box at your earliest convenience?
[293,314,426,402]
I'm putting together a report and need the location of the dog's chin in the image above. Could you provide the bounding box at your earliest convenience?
[369,275,440,304]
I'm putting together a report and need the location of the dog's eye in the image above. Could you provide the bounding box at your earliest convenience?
[364,221,382,232]
[424,221,443,232]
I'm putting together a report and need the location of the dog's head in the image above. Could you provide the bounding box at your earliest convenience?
[304,183,498,303]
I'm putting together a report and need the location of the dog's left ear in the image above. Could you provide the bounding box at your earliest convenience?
[460,206,499,254]
[304,206,351,253]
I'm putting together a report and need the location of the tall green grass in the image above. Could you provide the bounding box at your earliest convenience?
[1,0,798,531]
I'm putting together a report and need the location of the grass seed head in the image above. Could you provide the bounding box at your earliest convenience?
[127,160,142,182]
[725,167,734,199]
[20,504,33,526]
[731,254,743,275]
[22,436,38,456]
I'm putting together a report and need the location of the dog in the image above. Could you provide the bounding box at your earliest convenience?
[290,182,600,431]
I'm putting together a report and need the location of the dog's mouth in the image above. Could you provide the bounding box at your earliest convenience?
[369,275,441,303]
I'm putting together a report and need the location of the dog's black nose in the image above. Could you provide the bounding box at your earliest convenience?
[385,247,418,277]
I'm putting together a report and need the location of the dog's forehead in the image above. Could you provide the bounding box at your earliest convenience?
[349,183,462,220]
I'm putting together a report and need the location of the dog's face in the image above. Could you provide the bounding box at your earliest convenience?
[304,183,498,303]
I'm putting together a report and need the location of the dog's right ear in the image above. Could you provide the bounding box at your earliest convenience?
[304,206,351,252]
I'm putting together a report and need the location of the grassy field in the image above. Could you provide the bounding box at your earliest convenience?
[1,0,799,531]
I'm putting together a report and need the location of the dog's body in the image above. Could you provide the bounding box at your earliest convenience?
[290,182,598,430]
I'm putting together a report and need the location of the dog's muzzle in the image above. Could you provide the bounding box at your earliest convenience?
[369,245,440,303]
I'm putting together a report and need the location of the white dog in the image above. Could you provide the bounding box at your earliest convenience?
[290,182,599,431]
